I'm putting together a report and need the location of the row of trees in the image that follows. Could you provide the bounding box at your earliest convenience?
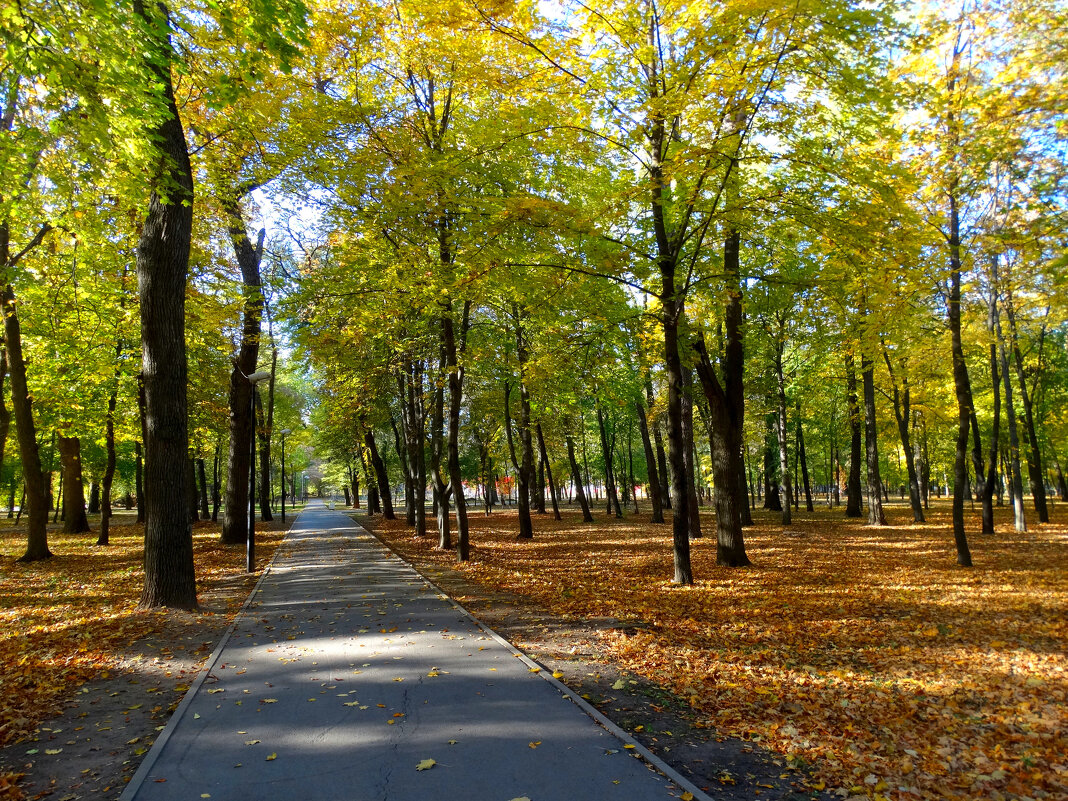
[1,0,311,607]
[2,0,1063,600]
[292,0,1066,583]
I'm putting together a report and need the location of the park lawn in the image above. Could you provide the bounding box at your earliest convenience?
[0,517,286,751]
[369,500,1067,801]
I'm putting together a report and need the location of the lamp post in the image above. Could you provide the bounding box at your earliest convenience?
[279,428,291,523]
[246,370,272,572]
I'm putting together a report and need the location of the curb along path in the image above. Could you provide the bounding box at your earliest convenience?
[122,501,706,801]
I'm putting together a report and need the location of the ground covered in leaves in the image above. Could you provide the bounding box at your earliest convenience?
[0,513,288,800]
[365,500,1067,801]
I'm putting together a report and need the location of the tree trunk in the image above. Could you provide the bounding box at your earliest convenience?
[98,374,119,545]
[186,456,199,522]
[882,348,925,523]
[3,283,50,561]
[390,414,413,524]
[1004,291,1049,522]
[844,352,864,517]
[566,432,593,522]
[681,368,701,535]
[694,336,750,566]
[136,0,197,608]
[536,423,561,520]
[649,389,671,509]
[442,304,471,561]
[947,185,974,565]
[364,427,395,520]
[88,481,100,516]
[596,405,621,518]
[763,411,782,511]
[430,350,449,547]
[257,348,276,522]
[995,303,1027,531]
[197,458,209,520]
[1052,452,1068,501]
[635,399,664,523]
[773,333,793,525]
[0,348,8,502]
[504,381,533,538]
[981,274,1001,533]
[398,360,427,537]
[861,350,887,526]
[796,402,814,512]
[211,445,220,522]
[221,204,266,545]
[57,435,90,533]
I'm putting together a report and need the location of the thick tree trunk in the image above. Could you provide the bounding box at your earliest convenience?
[221,204,266,545]
[58,436,90,533]
[694,336,750,566]
[861,352,887,526]
[136,0,197,608]
[3,284,50,561]
[566,432,593,522]
[844,352,864,518]
[635,399,664,523]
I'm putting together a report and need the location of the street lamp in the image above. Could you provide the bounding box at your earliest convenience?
[279,429,291,523]
[246,370,272,572]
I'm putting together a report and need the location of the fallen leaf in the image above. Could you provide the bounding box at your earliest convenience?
[416,758,436,771]
[266,753,277,761]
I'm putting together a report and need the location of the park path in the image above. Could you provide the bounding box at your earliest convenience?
[121,501,706,801]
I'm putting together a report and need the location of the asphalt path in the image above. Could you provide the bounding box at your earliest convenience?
[121,501,706,801]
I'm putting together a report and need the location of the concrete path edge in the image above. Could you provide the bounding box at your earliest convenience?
[118,521,297,801]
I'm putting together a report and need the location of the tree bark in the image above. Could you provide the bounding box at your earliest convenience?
[861,350,887,526]
[635,398,664,523]
[364,427,395,520]
[796,402,814,512]
[398,360,427,537]
[995,302,1027,531]
[882,348,925,523]
[947,189,974,564]
[257,347,276,522]
[844,352,863,518]
[442,303,471,560]
[596,404,621,518]
[772,330,793,525]
[981,274,1001,533]
[694,335,750,566]
[504,381,533,538]
[536,423,561,520]
[58,436,90,533]
[221,206,266,545]
[681,368,701,535]
[566,431,593,522]
[1003,291,1049,522]
[135,0,196,608]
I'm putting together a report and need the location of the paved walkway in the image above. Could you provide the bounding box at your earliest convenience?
[122,502,707,801]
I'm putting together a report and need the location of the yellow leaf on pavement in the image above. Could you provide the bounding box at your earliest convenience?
[416,758,436,771]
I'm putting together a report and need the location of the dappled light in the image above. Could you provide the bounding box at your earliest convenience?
[367,500,1068,800]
